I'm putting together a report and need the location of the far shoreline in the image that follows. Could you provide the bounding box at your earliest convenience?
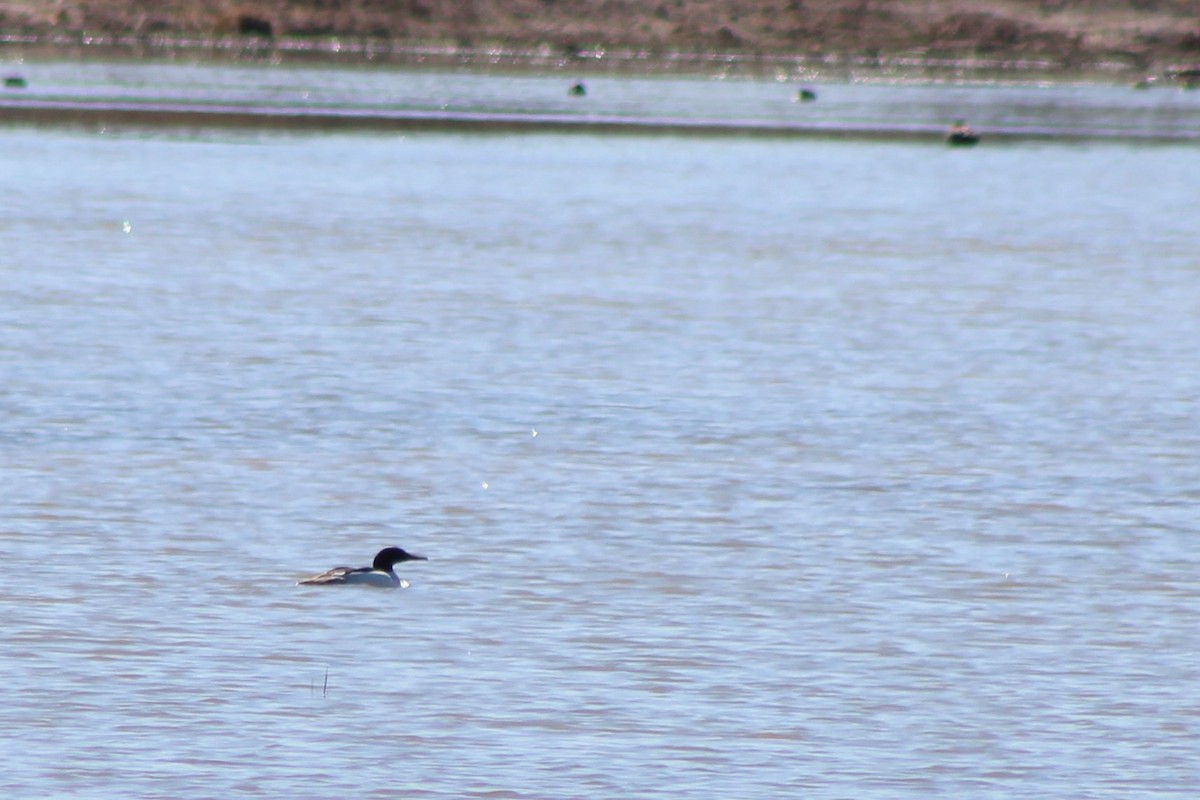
[3,32,1197,88]
[4,38,1199,145]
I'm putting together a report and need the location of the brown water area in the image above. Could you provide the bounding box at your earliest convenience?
[2,1,1199,81]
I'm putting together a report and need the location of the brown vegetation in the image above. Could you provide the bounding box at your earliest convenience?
[2,1,1199,72]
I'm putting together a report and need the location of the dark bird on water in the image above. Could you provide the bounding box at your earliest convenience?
[297,546,427,588]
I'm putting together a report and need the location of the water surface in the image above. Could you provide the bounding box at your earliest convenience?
[4,59,1200,139]
[1,71,1199,798]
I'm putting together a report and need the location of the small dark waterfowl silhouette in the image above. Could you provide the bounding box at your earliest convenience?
[568,81,587,97]
[947,119,980,146]
[4,75,28,89]
[796,87,817,102]
[297,546,427,588]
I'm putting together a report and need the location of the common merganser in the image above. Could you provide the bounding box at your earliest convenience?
[297,546,427,588]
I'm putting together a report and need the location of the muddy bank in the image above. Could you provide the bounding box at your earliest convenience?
[2,1,1199,78]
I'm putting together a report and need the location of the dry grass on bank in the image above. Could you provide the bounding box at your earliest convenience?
[1,1,1198,71]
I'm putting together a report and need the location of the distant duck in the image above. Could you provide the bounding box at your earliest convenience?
[4,75,27,89]
[568,81,587,97]
[947,119,980,146]
[796,87,817,102]
[297,546,427,588]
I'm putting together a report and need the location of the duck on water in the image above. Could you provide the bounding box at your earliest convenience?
[297,546,427,588]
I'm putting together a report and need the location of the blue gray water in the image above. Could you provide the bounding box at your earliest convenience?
[5,58,1200,139]
[2,62,1199,798]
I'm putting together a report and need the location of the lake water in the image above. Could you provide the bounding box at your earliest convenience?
[2,61,1199,798]
[5,58,1200,139]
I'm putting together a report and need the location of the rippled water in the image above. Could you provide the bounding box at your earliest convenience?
[2,64,1200,798]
